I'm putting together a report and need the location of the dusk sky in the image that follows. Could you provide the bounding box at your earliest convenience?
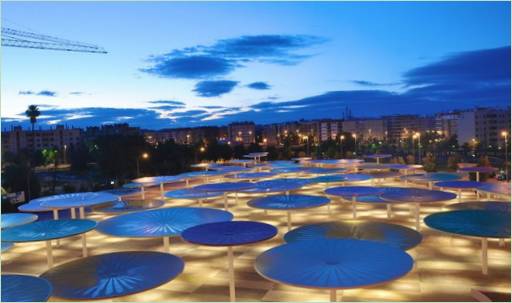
[2,1,510,130]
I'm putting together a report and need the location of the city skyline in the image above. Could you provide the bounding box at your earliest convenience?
[2,1,510,130]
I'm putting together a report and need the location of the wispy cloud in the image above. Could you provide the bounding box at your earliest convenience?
[19,90,57,97]
[141,34,326,79]
[352,80,400,87]
[247,81,271,90]
[193,80,238,97]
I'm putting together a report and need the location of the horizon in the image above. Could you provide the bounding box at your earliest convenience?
[2,104,510,132]
[2,1,511,130]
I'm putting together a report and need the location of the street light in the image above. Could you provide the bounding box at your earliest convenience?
[502,131,509,180]
[340,135,345,157]
[414,132,421,163]
[352,133,357,154]
[136,152,149,178]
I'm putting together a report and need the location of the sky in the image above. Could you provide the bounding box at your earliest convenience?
[2,1,510,130]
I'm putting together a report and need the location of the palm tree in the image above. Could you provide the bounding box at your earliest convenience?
[25,105,41,133]
[24,105,40,201]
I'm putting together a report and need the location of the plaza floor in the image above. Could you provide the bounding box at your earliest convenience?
[2,177,510,302]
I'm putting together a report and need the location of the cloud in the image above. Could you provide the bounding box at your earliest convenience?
[148,100,186,106]
[141,34,326,79]
[141,55,237,79]
[193,80,238,97]
[247,82,271,90]
[19,90,57,97]
[404,47,510,86]
[147,100,186,110]
[69,91,85,95]
[4,46,509,130]
[402,46,510,103]
[352,80,400,87]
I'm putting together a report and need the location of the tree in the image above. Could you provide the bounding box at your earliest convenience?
[1,151,41,202]
[41,148,58,193]
[25,105,41,132]
[23,105,41,200]
[422,153,437,172]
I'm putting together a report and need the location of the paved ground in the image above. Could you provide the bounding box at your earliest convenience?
[2,174,510,302]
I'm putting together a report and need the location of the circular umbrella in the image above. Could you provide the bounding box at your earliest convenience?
[2,274,52,302]
[40,251,184,300]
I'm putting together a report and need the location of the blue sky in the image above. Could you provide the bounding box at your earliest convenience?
[2,1,510,129]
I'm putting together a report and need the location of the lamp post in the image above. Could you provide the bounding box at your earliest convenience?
[136,152,149,178]
[352,133,357,155]
[415,132,421,164]
[502,131,509,180]
[340,135,345,158]
[303,135,309,156]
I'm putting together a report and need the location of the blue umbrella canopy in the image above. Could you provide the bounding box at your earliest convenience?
[248,194,330,210]
[1,213,38,229]
[403,172,462,182]
[255,239,414,289]
[165,189,222,200]
[182,221,278,246]
[302,167,346,175]
[227,172,277,180]
[193,182,254,193]
[2,219,96,242]
[2,274,52,302]
[40,251,183,300]
[435,181,482,189]
[424,210,510,238]
[284,221,422,250]
[96,207,233,238]
[381,188,457,203]
[243,178,308,193]
[96,200,165,213]
[477,182,511,196]
[325,186,383,198]
[445,201,511,212]
[32,192,118,209]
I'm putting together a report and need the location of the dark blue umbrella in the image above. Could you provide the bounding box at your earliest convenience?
[284,221,422,250]
[445,201,511,212]
[255,239,413,301]
[2,274,52,302]
[248,194,330,231]
[243,178,307,194]
[96,207,233,251]
[183,221,278,246]
[424,209,510,274]
[40,251,183,300]
[182,221,277,301]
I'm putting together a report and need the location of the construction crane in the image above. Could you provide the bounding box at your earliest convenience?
[1,27,107,54]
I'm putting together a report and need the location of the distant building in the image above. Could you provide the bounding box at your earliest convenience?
[318,120,343,141]
[457,107,510,147]
[435,112,459,138]
[228,122,255,145]
[1,125,82,154]
[145,126,226,145]
[85,123,140,141]
[342,119,387,141]
[384,115,435,143]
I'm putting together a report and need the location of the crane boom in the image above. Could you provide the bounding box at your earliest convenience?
[1,27,107,54]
